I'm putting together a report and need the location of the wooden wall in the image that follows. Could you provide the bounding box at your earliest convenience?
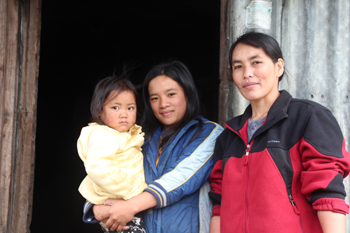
[218,0,230,125]
[0,0,41,232]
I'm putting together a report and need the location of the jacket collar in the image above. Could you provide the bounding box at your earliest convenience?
[226,90,292,132]
[145,117,204,176]
[159,116,203,156]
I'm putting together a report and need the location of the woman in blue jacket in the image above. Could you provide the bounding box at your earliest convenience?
[84,61,223,233]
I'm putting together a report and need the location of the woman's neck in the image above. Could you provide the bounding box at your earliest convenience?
[250,90,280,120]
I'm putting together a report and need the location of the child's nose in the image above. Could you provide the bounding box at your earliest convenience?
[119,110,127,118]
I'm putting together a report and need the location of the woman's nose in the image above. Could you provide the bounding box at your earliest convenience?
[243,66,253,79]
[160,99,169,108]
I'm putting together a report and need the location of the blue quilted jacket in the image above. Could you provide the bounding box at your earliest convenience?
[142,118,223,233]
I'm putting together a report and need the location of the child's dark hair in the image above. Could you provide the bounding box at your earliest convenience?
[90,75,140,125]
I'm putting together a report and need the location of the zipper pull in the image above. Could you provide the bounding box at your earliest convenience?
[289,195,300,214]
[244,144,251,165]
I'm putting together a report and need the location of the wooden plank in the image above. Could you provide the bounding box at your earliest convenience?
[0,0,6,226]
[0,0,8,135]
[218,0,230,126]
[10,0,28,231]
[0,0,20,232]
[14,0,41,231]
[0,0,41,232]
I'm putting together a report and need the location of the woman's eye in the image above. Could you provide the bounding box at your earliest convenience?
[253,61,262,65]
[112,106,119,110]
[233,65,242,70]
[150,97,158,101]
[128,107,135,111]
[168,93,175,97]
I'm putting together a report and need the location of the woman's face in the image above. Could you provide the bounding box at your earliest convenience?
[148,75,187,131]
[231,43,284,103]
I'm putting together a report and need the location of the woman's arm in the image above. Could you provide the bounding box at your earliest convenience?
[208,132,225,233]
[144,121,223,209]
[104,192,157,231]
[317,211,345,233]
[210,216,220,233]
[300,108,350,213]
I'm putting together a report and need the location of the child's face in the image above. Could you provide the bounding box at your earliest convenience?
[99,90,137,132]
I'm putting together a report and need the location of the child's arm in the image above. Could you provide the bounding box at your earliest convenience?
[317,210,345,233]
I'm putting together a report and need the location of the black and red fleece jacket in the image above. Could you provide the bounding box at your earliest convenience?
[209,90,350,233]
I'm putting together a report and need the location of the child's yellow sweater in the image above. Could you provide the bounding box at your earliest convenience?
[77,123,147,204]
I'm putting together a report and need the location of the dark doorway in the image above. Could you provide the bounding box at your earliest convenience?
[31,1,220,232]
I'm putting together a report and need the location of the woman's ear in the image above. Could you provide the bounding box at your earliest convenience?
[276,58,284,77]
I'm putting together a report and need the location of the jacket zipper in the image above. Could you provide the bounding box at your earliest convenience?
[289,195,306,233]
[226,115,289,233]
[244,143,251,165]
[245,143,251,233]
[228,126,253,233]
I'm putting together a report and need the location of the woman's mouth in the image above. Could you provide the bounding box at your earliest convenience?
[243,82,259,89]
[161,111,173,117]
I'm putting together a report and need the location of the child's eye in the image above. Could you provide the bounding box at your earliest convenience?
[112,106,119,110]
[128,107,135,111]
[168,93,175,97]
[150,97,158,101]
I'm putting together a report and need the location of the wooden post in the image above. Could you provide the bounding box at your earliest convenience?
[0,0,41,232]
[218,0,230,126]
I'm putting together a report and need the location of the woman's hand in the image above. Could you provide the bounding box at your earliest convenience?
[104,199,135,231]
[92,204,110,222]
[104,192,157,232]
[93,201,130,231]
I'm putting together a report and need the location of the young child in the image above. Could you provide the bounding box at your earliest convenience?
[77,75,147,233]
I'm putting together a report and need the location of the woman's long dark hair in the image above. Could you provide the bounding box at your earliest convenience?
[140,60,203,149]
